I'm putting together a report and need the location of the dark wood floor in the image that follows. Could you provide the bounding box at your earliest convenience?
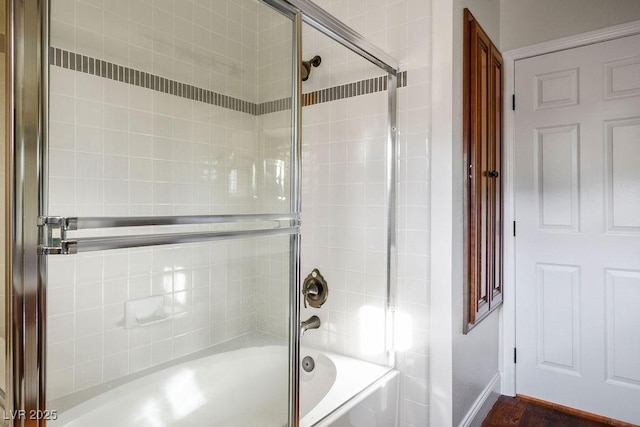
[482,396,637,427]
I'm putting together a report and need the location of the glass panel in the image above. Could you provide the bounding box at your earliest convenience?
[47,234,291,425]
[299,23,393,424]
[48,0,293,218]
[46,0,295,425]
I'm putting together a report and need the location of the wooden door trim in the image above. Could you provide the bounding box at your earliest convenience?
[500,19,640,397]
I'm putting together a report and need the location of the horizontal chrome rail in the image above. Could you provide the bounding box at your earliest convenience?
[39,213,299,230]
[283,0,399,74]
[41,227,299,255]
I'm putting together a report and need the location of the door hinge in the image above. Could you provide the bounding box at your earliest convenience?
[512,94,516,111]
[514,348,517,364]
[513,221,516,237]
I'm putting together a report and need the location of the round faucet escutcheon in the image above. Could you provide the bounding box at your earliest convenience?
[302,269,328,308]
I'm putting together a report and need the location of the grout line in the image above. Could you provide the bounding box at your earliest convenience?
[50,46,409,116]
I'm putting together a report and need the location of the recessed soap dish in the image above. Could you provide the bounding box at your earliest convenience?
[125,296,170,329]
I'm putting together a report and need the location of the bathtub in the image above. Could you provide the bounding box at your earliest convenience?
[50,345,395,426]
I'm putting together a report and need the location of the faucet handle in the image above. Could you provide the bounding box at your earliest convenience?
[302,282,319,308]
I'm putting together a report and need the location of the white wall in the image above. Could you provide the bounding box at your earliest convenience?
[429,0,454,423]
[452,0,501,424]
[500,0,640,51]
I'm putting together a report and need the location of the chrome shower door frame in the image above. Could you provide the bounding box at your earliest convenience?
[261,1,303,424]
[6,0,49,424]
[276,0,400,365]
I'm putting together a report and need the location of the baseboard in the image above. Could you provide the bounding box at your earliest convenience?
[458,372,501,427]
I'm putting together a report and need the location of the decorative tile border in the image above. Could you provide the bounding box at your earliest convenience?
[50,47,407,116]
[303,71,407,107]
[49,47,257,115]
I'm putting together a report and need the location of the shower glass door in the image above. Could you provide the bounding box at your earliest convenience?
[41,0,300,425]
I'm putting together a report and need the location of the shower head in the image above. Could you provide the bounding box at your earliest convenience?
[301,55,321,81]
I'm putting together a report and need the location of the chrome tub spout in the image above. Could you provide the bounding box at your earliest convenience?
[300,315,321,336]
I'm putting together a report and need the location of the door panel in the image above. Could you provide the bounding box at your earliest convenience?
[605,117,640,232]
[534,124,580,231]
[535,263,580,374]
[515,33,640,424]
[605,269,640,389]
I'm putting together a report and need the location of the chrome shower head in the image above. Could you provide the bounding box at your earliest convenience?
[301,55,322,81]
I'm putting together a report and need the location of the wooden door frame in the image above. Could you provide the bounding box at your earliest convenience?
[501,19,640,397]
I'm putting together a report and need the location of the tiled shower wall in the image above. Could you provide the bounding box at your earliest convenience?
[298,26,392,366]
[300,88,390,366]
[47,0,294,400]
[49,0,265,218]
[253,19,401,356]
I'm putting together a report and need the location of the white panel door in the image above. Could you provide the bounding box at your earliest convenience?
[515,33,640,424]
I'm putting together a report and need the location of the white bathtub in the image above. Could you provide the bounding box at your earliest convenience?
[51,345,394,427]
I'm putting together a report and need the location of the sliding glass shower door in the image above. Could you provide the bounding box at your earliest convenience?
[8,0,400,425]
[7,0,301,425]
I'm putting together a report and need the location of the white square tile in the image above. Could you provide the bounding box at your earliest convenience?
[50,94,76,124]
[151,339,173,365]
[172,332,195,358]
[75,333,103,363]
[50,67,76,97]
[49,258,76,288]
[104,106,129,132]
[48,368,75,400]
[103,303,125,331]
[50,0,75,25]
[76,2,104,33]
[103,352,129,381]
[49,313,75,344]
[49,340,75,371]
[75,308,103,337]
[76,282,103,310]
[50,20,76,51]
[129,344,152,373]
[75,255,104,284]
[49,287,75,316]
[76,99,104,128]
[76,72,103,102]
[76,125,104,153]
[75,359,103,390]
[49,121,77,151]
[129,324,152,348]
[128,275,152,299]
[104,328,129,356]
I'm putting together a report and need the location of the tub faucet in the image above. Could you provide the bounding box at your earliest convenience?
[300,315,321,336]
